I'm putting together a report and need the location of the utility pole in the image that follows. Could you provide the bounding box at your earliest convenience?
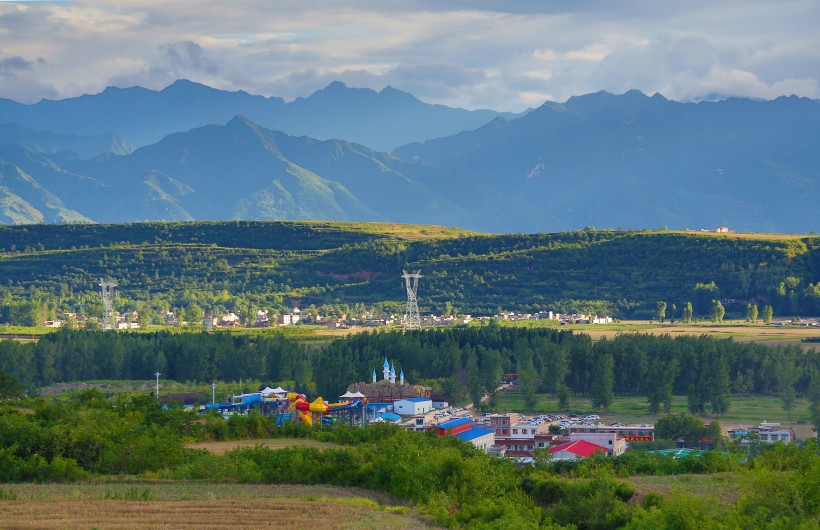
[211,382,217,404]
[99,279,117,330]
[402,270,422,329]
[154,371,161,400]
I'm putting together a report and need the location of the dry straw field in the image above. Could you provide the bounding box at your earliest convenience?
[0,484,434,530]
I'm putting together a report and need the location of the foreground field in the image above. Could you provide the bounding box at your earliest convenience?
[0,483,433,530]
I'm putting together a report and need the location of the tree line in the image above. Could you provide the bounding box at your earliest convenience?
[2,327,817,428]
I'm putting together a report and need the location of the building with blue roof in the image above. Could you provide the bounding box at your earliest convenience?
[455,427,495,452]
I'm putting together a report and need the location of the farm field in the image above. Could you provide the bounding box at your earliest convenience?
[528,320,820,349]
[188,438,346,455]
[5,320,820,345]
[491,392,815,437]
[0,483,432,530]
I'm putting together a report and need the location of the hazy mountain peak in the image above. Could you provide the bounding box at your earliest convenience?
[379,85,420,102]
[160,79,225,95]
[226,114,257,128]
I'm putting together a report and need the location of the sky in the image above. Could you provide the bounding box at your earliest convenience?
[0,0,818,110]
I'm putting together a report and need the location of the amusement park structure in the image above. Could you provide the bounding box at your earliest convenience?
[200,387,366,427]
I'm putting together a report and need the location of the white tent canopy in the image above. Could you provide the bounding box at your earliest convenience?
[261,386,289,395]
[339,391,365,399]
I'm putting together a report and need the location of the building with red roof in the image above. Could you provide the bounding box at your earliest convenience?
[548,440,608,461]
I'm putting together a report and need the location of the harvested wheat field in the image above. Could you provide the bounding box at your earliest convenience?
[188,438,345,455]
[0,484,436,530]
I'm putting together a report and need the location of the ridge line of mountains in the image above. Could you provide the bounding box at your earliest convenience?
[0,80,818,233]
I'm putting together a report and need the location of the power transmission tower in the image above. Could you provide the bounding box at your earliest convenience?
[99,278,117,330]
[402,270,422,329]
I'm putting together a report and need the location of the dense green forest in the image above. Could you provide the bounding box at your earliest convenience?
[0,390,818,529]
[1,222,819,322]
[2,328,818,429]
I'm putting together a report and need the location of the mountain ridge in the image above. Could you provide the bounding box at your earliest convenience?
[0,79,517,152]
[0,84,817,233]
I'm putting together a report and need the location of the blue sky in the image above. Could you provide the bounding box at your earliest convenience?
[0,1,817,109]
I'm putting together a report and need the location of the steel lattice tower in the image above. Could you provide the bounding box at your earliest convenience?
[99,279,117,330]
[402,270,422,329]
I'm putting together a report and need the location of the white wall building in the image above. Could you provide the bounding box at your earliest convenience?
[393,397,433,416]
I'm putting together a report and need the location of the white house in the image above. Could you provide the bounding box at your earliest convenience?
[393,397,433,416]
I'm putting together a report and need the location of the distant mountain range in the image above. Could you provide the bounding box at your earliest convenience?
[0,81,818,233]
[0,79,516,152]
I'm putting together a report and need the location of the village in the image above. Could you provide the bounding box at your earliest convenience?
[41,306,615,330]
[204,356,799,465]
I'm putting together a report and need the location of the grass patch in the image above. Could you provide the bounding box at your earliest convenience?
[627,472,742,504]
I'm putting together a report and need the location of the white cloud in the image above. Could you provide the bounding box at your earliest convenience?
[0,0,817,109]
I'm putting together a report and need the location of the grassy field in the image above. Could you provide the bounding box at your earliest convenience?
[626,472,742,504]
[0,483,433,530]
[311,221,481,240]
[5,320,820,349]
[514,320,820,347]
[491,391,814,436]
[188,438,346,455]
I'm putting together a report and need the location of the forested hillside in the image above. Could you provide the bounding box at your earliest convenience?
[1,222,819,322]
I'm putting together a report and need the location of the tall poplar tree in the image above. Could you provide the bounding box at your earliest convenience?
[656,301,667,324]
[681,302,693,323]
[590,352,614,410]
[746,303,758,324]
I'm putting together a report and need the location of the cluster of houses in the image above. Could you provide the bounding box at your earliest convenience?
[349,361,642,461]
[395,407,642,461]
[727,422,796,445]
[202,309,304,328]
[356,366,801,462]
[44,311,141,330]
[492,311,613,325]
[39,302,618,330]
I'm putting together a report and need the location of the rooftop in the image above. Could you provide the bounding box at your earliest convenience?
[439,417,471,429]
[548,440,607,458]
[455,427,494,442]
[400,397,432,403]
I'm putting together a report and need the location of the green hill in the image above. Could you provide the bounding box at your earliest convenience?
[0,222,818,322]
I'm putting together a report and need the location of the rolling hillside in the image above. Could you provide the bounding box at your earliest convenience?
[0,222,818,320]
